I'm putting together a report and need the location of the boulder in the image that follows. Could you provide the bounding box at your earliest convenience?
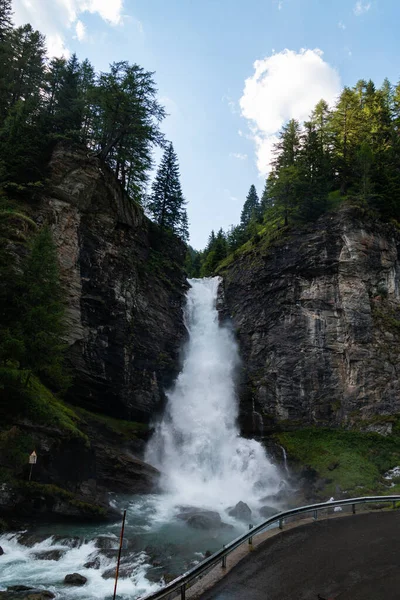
[94,535,119,550]
[52,536,82,548]
[227,501,252,522]
[17,533,50,548]
[102,564,133,580]
[83,556,101,569]
[64,573,87,586]
[177,509,222,530]
[1,587,55,600]
[0,546,3,555]
[259,505,279,520]
[33,550,65,561]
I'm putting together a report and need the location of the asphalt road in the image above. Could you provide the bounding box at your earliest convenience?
[198,511,400,600]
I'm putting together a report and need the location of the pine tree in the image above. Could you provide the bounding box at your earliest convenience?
[329,87,362,194]
[9,24,46,107]
[44,57,67,118]
[200,228,227,276]
[241,184,260,228]
[297,121,330,220]
[0,0,13,121]
[19,227,66,387]
[79,59,96,142]
[52,54,82,136]
[0,0,12,40]
[91,62,166,198]
[149,142,189,241]
[273,119,301,169]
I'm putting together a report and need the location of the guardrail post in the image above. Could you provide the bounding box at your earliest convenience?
[313,510,318,520]
[180,583,186,599]
[352,504,356,514]
[279,519,283,530]
[221,545,227,569]
[248,524,254,547]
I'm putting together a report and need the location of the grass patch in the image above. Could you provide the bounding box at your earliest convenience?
[217,220,292,273]
[276,428,400,496]
[75,406,149,441]
[0,368,86,441]
[372,304,400,333]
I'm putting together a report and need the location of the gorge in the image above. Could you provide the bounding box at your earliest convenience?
[0,277,285,600]
[3,146,400,599]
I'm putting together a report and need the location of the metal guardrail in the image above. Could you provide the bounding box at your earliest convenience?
[139,495,400,600]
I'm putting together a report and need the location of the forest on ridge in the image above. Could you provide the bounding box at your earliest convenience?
[189,79,400,276]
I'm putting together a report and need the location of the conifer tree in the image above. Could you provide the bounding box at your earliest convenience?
[329,87,361,194]
[9,24,46,107]
[52,54,82,136]
[0,0,13,116]
[200,228,227,276]
[241,184,260,228]
[0,0,12,40]
[19,227,66,387]
[273,119,301,169]
[149,142,189,241]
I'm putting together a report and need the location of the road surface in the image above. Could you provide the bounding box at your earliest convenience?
[198,511,400,600]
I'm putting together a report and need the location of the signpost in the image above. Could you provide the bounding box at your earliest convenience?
[29,450,37,481]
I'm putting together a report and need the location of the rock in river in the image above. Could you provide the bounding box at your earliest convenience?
[227,501,252,522]
[64,573,87,586]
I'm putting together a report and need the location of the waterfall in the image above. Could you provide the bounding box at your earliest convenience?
[146,277,282,512]
[279,445,289,474]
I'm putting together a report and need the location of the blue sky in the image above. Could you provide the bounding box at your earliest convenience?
[13,0,400,248]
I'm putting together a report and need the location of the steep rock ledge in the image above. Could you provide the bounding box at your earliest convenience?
[42,144,188,422]
[220,207,400,435]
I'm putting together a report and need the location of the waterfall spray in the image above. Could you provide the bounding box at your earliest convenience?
[146,277,282,512]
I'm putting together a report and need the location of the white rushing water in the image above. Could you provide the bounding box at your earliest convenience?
[146,277,282,512]
[0,277,285,600]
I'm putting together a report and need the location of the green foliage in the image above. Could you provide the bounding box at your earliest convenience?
[0,426,34,476]
[277,428,400,496]
[0,16,168,206]
[200,228,227,276]
[241,184,260,228]
[0,368,85,440]
[12,481,107,517]
[18,226,68,387]
[196,75,400,275]
[75,407,148,441]
[148,142,189,241]
[185,245,202,278]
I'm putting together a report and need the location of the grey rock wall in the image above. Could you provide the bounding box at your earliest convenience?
[42,144,188,422]
[220,207,400,434]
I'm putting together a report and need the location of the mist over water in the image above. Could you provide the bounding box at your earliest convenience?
[146,277,282,512]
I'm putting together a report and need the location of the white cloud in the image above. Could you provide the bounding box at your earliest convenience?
[222,95,237,114]
[230,153,248,160]
[338,21,346,30]
[75,20,86,41]
[354,1,371,16]
[13,0,124,56]
[239,48,341,175]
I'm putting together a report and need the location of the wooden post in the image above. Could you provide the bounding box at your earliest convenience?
[113,510,127,600]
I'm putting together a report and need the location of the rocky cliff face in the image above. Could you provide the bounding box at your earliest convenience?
[220,207,400,435]
[0,144,190,525]
[43,144,188,422]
